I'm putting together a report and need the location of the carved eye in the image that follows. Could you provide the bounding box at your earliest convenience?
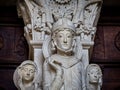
[67,35,71,38]
[97,72,100,75]
[58,35,62,38]
[90,72,93,74]
[30,69,34,73]
[23,68,28,72]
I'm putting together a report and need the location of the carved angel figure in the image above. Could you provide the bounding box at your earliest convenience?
[13,60,41,90]
[86,64,102,90]
[43,18,86,90]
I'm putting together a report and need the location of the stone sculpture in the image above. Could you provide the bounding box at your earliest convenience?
[43,18,85,90]
[86,64,102,90]
[13,60,41,90]
[14,0,103,90]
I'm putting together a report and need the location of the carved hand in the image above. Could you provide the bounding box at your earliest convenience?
[49,59,63,90]
[49,59,63,75]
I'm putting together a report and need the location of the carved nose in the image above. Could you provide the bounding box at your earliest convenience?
[64,38,67,43]
[94,74,98,78]
[26,71,30,75]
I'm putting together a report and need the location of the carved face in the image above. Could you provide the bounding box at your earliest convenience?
[54,29,74,52]
[21,64,35,82]
[89,67,101,83]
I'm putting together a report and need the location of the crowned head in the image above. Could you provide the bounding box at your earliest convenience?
[52,18,76,34]
[52,18,76,54]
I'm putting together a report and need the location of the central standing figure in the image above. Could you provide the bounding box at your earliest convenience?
[43,18,86,90]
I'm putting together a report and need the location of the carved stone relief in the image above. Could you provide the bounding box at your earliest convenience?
[14,0,103,90]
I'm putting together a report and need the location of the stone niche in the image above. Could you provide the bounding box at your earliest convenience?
[13,0,103,90]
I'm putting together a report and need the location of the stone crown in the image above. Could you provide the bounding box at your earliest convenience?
[52,18,76,32]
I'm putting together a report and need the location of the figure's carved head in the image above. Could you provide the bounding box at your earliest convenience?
[52,18,76,52]
[86,64,102,84]
[20,64,35,82]
[18,61,37,83]
[13,60,39,90]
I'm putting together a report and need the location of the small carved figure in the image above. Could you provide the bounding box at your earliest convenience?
[43,18,86,90]
[86,64,102,90]
[13,60,41,90]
